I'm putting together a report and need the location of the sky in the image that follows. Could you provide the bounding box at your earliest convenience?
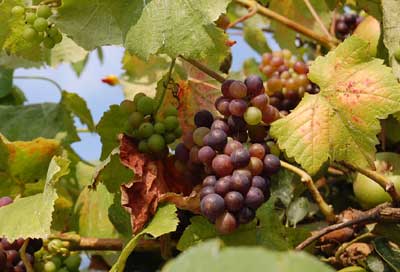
[14,35,276,161]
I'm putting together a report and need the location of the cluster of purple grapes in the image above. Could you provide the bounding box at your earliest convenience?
[0,197,43,272]
[259,50,319,113]
[335,13,363,41]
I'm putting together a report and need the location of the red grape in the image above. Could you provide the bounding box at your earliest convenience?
[224,191,244,212]
[229,81,247,99]
[211,119,229,134]
[198,146,216,165]
[263,154,281,175]
[214,176,232,196]
[249,143,266,159]
[200,186,215,200]
[231,172,251,195]
[230,148,250,168]
[247,157,263,176]
[251,94,269,110]
[212,154,234,176]
[201,194,225,222]
[224,140,243,156]
[245,187,264,209]
[229,99,247,117]
[215,96,231,116]
[221,79,234,98]
[244,75,264,97]
[215,212,238,234]
[203,175,217,187]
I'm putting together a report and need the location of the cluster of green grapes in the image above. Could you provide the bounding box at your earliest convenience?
[259,50,319,113]
[34,239,81,272]
[11,4,62,49]
[121,93,182,156]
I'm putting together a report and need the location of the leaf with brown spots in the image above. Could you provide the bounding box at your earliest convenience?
[270,37,400,174]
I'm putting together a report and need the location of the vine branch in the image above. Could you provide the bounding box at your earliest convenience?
[14,76,63,93]
[302,0,335,41]
[226,2,258,29]
[280,160,336,222]
[179,55,226,83]
[20,239,34,272]
[234,0,336,49]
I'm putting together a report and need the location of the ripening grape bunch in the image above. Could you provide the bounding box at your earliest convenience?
[122,93,182,156]
[335,13,363,41]
[11,4,63,49]
[259,50,319,113]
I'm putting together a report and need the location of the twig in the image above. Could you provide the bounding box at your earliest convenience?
[234,0,336,49]
[295,203,400,250]
[20,239,34,272]
[280,160,336,222]
[179,56,226,83]
[188,78,220,90]
[341,162,400,206]
[14,76,63,93]
[230,25,274,33]
[302,0,334,40]
[226,3,258,29]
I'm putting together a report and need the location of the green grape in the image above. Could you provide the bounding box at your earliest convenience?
[52,31,63,43]
[138,122,154,138]
[51,256,63,269]
[64,254,81,271]
[36,31,45,43]
[154,122,166,134]
[137,96,155,115]
[165,133,176,144]
[138,140,149,153]
[44,261,57,272]
[48,239,64,253]
[23,27,38,41]
[133,92,146,105]
[33,17,48,32]
[129,111,144,129]
[395,48,400,62]
[120,100,136,114]
[174,126,182,138]
[164,106,178,117]
[47,27,59,38]
[11,6,25,16]
[56,268,69,272]
[25,13,37,24]
[43,37,55,49]
[130,129,140,139]
[148,134,166,153]
[37,5,52,18]
[244,106,262,125]
[163,116,179,131]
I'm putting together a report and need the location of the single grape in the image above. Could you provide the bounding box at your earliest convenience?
[164,105,178,117]
[11,6,25,17]
[133,92,146,104]
[221,79,234,98]
[270,56,284,67]
[224,191,244,212]
[262,65,274,77]
[229,99,247,117]
[175,143,190,162]
[244,106,262,125]
[293,61,309,74]
[25,13,37,24]
[247,157,263,176]
[200,186,215,200]
[244,75,264,97]
[154,122,165,134]
[37,5,52,18]
[44,261,57,272]
[227,116,247,132]
[252,176,269,196]
[198,146,216,165]
[233,169,252,181]
[215,96,231,116]
[267,77,282,93]
[138,140,149,153]
[215,212,238,234]
[262,105,280,124]
[200,193,225,222]
[229,81,247,99]
[33,17,48,32]
[189,146,201,164]
[211,119,229,134]
[26,238,43,254]
[138,122,154,138]
[174,126,182,138]
[64,254,81,271]
[52,31,63,43]
[192,127,210,146]
[237,207,255,224]
[129,112,144,129]
[0,196,13,207]
[249,143,266,159]
[164,116,179,131]
[263,154,281,175]
[230,172,251,195]
[203,175,217,187]
[224,140,243,156]
[282,49,292,59]
[204,129,227,151]
[6,250,19,265]
[251,94,269,110]
[261,52,272,64]
[47,26,60,39]
[336,21,349,34]
[137,96,155,115]
[212,154,233,177]
[194,110,214,128]
[120,100,136,114]
[248,125,267,143]
[165,132,176,144]
[1,239,11,250]
[43,37,55,49]
[245,187,264,209]
[147,134,165,153]
[230,148,250,168]
[22,27,38,41]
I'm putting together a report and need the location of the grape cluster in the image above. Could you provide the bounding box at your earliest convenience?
[122,93,182,156]
[335,13,363,41]
[0,197,43,272]
[11,4,62,49]
[259,50,319,113]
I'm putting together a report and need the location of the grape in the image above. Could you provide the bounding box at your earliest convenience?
[26,238,43,254]
[10,238,24,250]
[174,126,183,138]
[293,61,309,74]
[138,140,149,153]
[43,37,55,49]
[233,169,252,181]
[148,134,165,153]
[229,99,247,117]
[200,193,225,221]
[33,17,48,32]
[182,131,194,149]
[262,65,274,77]
[245,187,264,209]
[212,154,233,176]
[244,75,264,97]
[215,96,231,116]
[228,81,247,99]
[232,130,248,143]
[268,96,281,109]
[137,96,155,115]
[203,175,217,187]
[64,254,81,271]
[282,49,292,59]
[0,196,13,207]
[344,13,357,25]
[164,105,178,116]
[252,176,269,196]
[165,133,176,144]
[270,56,284,67]
[23,27,38,41]
[133,93,146,104]
[138,122,154,138]
[175,143,190,162]
[215,212,238,234]
[198,146,216,165]
[192,127,210,146]
[230,148,250,168]
[249,143,266,159]
[336,21,349,34]
[221,79,234,98]
[237,207,255,224]
[244,106,262,125]
[247,157,263,176]
[224,140,243,156]
[262,105,280,124]
[0,250,5,271]
[227,116,247,132]
[200,186,215,200]
[37,5,52,18]
[44,261,57,272]
[164,116,179,131]
[224,191,244,212]
[230,172,251,195]
[154,122,165,134]
[194,110,214,128]
[14,265,25,272]
[262,53,272,64]
[278,65,289,74]
[6,250,19,265]
[267,77,282,93]
[285,89,299,101]
[1,239,11,250]
[248,125,267,143]
[47,26,60,38]
[120,100,136,114]
[205,129,227,151]
[211,119,229,134]
[266,141,280,156]
[129,112,144,129]
[189,146,201,164]
[11,6,25,16]
[26,13,37,24]
[250,94,269,110]
[52,31,63,43]
[263,154,281,175]
[297,74,309,87]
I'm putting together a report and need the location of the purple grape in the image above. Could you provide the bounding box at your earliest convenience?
[198,146,216,165]
[200,194,225,222]
[227,116,247,132]
[215,212,238,234]
[224,191,244,212]
[237,207,255,224]
[252,176,269,196]
[230,172,251,195]
[244,75,264,97]
[203,175,217,187]
[221,79,234,98]
[263,154,281,175]
[0,197,13,207]
[245,187,265,209]
[194,110,214,128]
[224,140,243,156]
[233,169,252,181]
[214,176,232,196]
[6,250,19,265]
[175,143,190,162]
[200,186,215,200]
[205,129,227,151]
[229,81,247,99]
[215,97,231,116]
[230,148,250,168]
[211,119,229,134]
[0,249,6,271]
[229,99,247,117]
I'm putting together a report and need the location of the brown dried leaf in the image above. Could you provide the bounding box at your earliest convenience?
[159,186,202,214]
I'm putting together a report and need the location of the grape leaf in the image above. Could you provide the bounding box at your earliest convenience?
[0,156,70,240]
[108,193,132,239]
[50,36,88,67]
[0,51,43,69]
[110,203,178,272]
[357,0,382,20]
[164,239,335,272]
[61,91,95,132]
[0,86,25,105]
[0,67,13,98]
[373,237,400,271]
[270,37,400,174]
[70,55,89,78]
[381,0,400,79]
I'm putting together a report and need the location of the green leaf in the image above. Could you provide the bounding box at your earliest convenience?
[108,193,132,239]
[271,168,303,207]
[0,67,13,98]
[50,36,88,67]
[110,203,178,272]
[270,37,400,174]
[61,91,95,132]
[241,58,267,79]
[0,103,79,144]
[124,0,230,69]
[373,237,400,271]
[367,254,393,272]
[70,55,89,78]
[0,156,70,240]
[381,0,400,79]
[373,223,400,245]
[0,86,26,105]
[0,51,43,69]
[357,0,382,20]
[286,197,318,227]
[164,239,335,272]
[243,25,270,55]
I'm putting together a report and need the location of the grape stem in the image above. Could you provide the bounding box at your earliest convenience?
[234,0,337,49]
[341,162,400,206]
[280,160,336,222]
[179,55,226,83]
[154,58,176,116]
[20,239,34,272]
[302,0,336,42]
[226,2,258,29]
[14,76,63,93]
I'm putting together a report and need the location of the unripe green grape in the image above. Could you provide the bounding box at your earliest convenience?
[52,31,63,43]
[64,254,81,271]
[51,256,63,269]
[47,27,59,38]
[33,17,48,32]
[48,239,64,253]
[154,122,166,134]
[174,126,182,138]
[23,27,38,41]
[164,105,178,117]
[120,100,136,114]
[43,36,55,49]
[35,31,45,43]
[137,96,155,115]
[165,133,176,144]
[37,5,52,19]
[25,13,37,24]
[133,92,146,105]
[244,106,262,125]
[394,48,400,62]
[138,140,149,153]
[164,116,179,131]
[11,6,25,17]
[129,111,144,129]
[56,268,69,272]
[138,122,154,138]
[148,134,166,153]
[44,261,57,272]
